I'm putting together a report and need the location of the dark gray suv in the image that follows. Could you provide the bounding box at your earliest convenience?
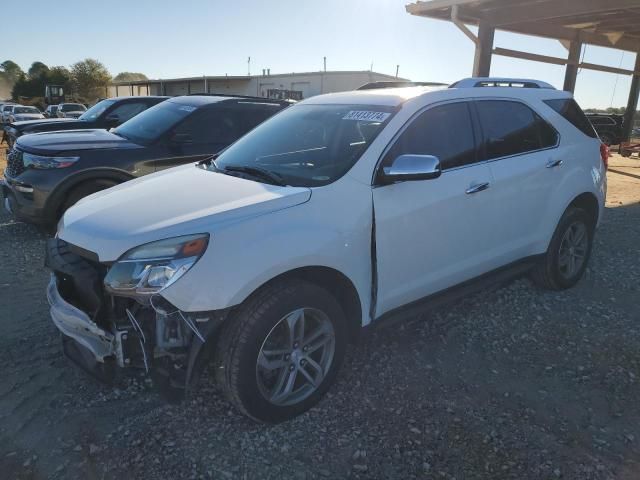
[2,95,290,229]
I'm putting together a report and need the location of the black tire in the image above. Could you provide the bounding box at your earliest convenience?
[59,179,118,219]
[531,207,594,290]
[215,279,347,423]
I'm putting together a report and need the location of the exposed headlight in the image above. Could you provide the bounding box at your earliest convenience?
[23,152,79,169]
[104,234,209,298]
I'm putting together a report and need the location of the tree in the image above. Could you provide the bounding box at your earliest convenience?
[70,58,111,102]
[47,66,72,86]
[113,72,148,82]
[0,60,24,82]
[28,61,49,79]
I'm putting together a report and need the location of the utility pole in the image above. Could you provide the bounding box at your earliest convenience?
[247,57,251,76]
[323,56,327,72]
[395,65,400,78]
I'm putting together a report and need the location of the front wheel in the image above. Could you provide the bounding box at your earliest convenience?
[531,207,594,290]
[215,280,347,423]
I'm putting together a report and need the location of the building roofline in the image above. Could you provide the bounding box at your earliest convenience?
[111,70,409,86]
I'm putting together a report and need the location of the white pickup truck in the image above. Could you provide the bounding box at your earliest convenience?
[46,78,607,422]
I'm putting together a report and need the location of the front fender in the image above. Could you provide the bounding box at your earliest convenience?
[47,167,135,217]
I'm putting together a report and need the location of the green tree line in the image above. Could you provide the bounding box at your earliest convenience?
[0,59,147,105]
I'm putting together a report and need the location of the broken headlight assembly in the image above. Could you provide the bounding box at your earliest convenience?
[104,234,209,298]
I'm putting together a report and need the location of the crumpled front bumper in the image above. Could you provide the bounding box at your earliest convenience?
[46,274,115,362]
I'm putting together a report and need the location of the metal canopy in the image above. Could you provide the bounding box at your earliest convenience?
[406,0,640,52]
[406,0,640,141]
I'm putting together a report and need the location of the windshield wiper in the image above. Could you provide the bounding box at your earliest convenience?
[220,164,287,186]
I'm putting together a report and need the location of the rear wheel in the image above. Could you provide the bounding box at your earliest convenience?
[531,207,594,290]
[215,280,347,423]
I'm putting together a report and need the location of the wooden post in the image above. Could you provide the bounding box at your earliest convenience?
[563,40,582,92]
[622,52,640,142]
[472,21,495,77]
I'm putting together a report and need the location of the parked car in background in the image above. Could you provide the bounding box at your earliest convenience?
[4,96,168,148]
[8,106,44,123]
[0,101,15,117]
[56,103,87,118]
[1,104,18,124]
[2,95,290,228]
[44,78,607,422]
[585,113,624,145]
[44,105,59,118]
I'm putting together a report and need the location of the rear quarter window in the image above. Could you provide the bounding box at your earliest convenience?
[544,98,598,139]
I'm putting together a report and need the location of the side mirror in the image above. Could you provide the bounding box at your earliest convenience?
[382,154,442,183]
[105,113,120,124]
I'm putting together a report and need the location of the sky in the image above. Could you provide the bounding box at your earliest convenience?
[3,0,636,109]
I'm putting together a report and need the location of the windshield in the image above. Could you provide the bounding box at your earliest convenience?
[79,99,115,121]
[62,104,86,112]
[212,104,395,187]
[14,107,39,114]
[113,100,196,145]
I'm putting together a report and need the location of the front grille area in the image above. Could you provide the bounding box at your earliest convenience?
[6,149,24,177]
[45,238,107,317]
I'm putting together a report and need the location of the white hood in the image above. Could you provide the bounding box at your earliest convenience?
[58,164,311,262]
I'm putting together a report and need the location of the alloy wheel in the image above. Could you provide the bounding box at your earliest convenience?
[256,308,336,406]
[558,220,588,279]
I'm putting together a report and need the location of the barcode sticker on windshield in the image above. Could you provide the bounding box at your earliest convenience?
[178,106,197,112]
[342,111,390,122]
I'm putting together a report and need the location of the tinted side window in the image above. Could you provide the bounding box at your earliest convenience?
[385,102,477,170]
[476,100,557,160]
[544,98,598,138]
[109,102,149,123]
[174,105,282,145]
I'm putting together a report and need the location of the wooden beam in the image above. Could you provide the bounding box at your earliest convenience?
[451,5,478,45]
[623,53,640,142]
[405,0,485,15]
[563,41,582,92]
[473,21,494,76]
[493,47,568,66]
[487,0,640,27]
[578,61,637,76]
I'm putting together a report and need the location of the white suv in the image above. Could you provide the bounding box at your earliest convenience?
[47,78,607,422]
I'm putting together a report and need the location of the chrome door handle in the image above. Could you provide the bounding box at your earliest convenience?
[465,182,490,194]
[546,159,563,168]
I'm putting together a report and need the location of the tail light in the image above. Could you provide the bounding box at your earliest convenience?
[600,143,609,170]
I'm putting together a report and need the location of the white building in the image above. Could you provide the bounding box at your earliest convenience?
[107,70,410,100]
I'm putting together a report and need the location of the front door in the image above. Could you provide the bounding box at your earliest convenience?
[373,101,499,317]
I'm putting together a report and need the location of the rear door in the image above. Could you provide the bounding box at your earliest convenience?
[474,99,560,261]
[373,101,500,316]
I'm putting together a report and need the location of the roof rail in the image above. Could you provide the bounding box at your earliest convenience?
[186,93,295,104]
[357,81,448,90]
[450,78,556,90]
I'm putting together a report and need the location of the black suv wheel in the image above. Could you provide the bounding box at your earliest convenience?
[531,207,594,290]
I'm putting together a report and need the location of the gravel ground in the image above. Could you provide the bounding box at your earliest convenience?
[1,156,640,480]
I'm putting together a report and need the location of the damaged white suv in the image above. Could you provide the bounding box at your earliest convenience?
[47,78,607,422]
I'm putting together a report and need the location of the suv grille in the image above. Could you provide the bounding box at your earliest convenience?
[6,149,24,177]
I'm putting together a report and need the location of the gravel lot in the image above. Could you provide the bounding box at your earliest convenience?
[1,155,639,480]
